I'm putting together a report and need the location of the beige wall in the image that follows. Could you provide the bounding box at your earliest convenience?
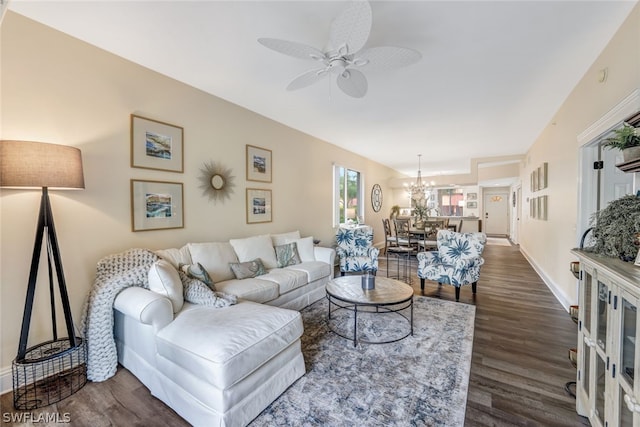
[0,13,398,378]
[518,4,640,308]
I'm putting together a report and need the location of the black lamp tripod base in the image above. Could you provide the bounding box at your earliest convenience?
[12,188,87,410]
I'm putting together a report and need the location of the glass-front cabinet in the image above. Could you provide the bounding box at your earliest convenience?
[573,249,640,426]
[616,289,639,426]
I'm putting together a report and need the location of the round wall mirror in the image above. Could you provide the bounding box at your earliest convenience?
[199,161,235,203]
[211,174,225,190]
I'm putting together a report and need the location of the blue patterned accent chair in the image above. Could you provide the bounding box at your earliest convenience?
[417,230,487,301]
[335,226,379,276]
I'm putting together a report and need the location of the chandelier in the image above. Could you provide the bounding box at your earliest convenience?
[408,154,432,200]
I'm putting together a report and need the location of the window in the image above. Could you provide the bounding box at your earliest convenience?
[438,188,464,216]
[334,165,363,226]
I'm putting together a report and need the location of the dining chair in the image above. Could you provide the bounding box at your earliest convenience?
[386,218,418,282]
[382,218,398,255]
[393,218,417,249]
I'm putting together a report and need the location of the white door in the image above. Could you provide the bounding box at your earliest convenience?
[483,192,509,235]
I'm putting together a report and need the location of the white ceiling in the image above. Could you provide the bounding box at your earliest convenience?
[6,0,638,177]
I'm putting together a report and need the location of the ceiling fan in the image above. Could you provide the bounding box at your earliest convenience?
[258,0,421,98]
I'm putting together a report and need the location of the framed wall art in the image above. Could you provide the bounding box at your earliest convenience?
[131,114,184,172]
[246,188,272,224]
[466,201,477,209]
[530,197,537,218]
[538,162,548,190]
[246,145,272,183]
[131,179,184,231]
[538,195,548,220]
[467,192,477,200]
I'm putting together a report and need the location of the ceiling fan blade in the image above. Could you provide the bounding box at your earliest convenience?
[258,38,326,61]
[329,1,372,55]
[354,47,422,72]
[286,68,329,91]
[336,69,368,98]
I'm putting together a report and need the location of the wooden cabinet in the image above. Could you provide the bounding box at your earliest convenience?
[572,250,640,426]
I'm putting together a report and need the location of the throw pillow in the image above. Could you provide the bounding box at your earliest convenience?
[229,235,278,269]
[179,262,214,290]
[275,242,302,267]
[229,259,266,280]
[182,275,237,308]
[286,236,315,262]
[148,260,184,313]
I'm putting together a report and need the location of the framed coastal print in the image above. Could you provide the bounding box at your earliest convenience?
[531,197,537,218]
[131,115,184,172]
[466,201,477,209]
[246,188,272,224]
[538,162,548,190]
[246,145,272,183]
[467,192,477,201]
[131,179,184,231]
[538,195,548,220]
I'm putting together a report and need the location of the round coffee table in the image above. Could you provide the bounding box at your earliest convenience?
[326,275,414,346]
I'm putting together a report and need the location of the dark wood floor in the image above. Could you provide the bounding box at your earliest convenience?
[1,240,588,426]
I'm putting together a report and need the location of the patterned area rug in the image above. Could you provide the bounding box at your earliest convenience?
[250,296,476,426]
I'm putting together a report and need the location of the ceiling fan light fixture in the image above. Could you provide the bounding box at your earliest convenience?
[352,58,369,67]
[258,0,420,98]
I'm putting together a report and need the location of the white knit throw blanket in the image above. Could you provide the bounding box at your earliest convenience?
[81,248,158,382]
[82,248,237,382]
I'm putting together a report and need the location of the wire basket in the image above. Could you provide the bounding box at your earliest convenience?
[12,337,87,410]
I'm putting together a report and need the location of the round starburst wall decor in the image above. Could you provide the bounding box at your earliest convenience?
[198,161,235,203]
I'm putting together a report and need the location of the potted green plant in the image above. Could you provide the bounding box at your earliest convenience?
[602,122,640,162]
[587,194,640,261]
[389,205,400,220]
[411,198,429,227]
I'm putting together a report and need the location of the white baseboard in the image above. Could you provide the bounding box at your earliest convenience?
[1,365,12,396]
[520,247,572,313]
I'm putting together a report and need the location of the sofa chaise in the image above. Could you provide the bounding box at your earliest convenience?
[112,231,335,427]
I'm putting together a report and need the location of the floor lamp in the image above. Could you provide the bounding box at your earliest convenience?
[0,140,88,410]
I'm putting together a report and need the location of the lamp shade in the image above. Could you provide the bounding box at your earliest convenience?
[0,140,84,189]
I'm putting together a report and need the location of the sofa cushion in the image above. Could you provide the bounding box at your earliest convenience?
[229,259,266,280]
[214,278,279,303]
[188,242,238,283]
[156,301,303,390]
[270,230,301,247]
[286,261,332,283]
[155,245,192,269]
[274,242,301,268]
[285,236,315,262]
[229,235,278,269]
[148,260,184,313]
[259,268,307,295]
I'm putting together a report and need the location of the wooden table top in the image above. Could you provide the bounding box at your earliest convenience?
[326,275,414,305]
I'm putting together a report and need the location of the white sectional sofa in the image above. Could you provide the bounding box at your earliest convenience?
[112,232,335,427]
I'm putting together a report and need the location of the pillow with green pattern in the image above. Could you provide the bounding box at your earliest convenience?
[229,258,266,280]
[275,242,302,267]
[179,262,215,290]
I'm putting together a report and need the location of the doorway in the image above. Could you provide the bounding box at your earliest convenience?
[483,189,510,236]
